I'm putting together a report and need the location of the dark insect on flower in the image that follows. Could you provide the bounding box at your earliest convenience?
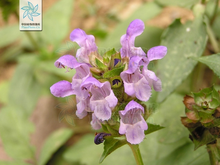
[94,133,111,145]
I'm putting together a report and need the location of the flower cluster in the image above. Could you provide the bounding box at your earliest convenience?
[50,19,167,144]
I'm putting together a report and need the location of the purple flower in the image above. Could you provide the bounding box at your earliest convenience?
[120,19,146,58]
[120,56,151,102]
[50,55,92,118]
[81,77,118,121]
[119,100,148,144]
[70,28,98,64]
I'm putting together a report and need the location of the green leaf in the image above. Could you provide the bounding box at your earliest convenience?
[39,128,74,165]
[157,17,207,102]
[144,123,164,135]
[154,143,209,165]
[155,0,199,8]
[103,66,124,78]
[100,138,127,163]
[0,24,21,48]
[64,134,105,165]
[39,0,74,47]
[0,106,35,161]
[196,54,220,78]
[141,93,209,164]
[8,57,41,116]
[98,2,161,49]
[63,134,136,165]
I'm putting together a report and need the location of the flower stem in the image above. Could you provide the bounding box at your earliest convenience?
[128,144,144,165]
[207,141,220,165]
[205,17,220,53]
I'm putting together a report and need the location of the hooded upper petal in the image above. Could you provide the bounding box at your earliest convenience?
[70,28,97,63]
[120,19,146,58]
[147,46,167,61]
[54,55,78,69]
[50,80,74,97]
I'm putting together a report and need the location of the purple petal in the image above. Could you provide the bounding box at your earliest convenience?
[76,47,90,63]
[50,80,74,97]
[54,55,78,69]
[75,97,90,119]
[139,118,148,130]
[121,100,144,115]
[81,76,102,91]
[130,47,146,57]
[128,56,148,73]
[120,19,145,58]
[142,68,162,91]
[126,124,145,144]
[70,28,97,63]
[126,19,145,38]
[134,76,152,101]
[105,90,118,108]
[147,46,167,61]
[119,120,127,134]
[70,28,89,47]
[91,113,102,130]
[91,100,112,121]
[121,69,151,101]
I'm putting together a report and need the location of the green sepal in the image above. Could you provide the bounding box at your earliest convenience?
[103,48,117,63]
[109,52,122,69]
[144,123,164,135]
[191,129,217,150]
[110,76,123,88]
[95,58,108,71]
[101,124,109,133]
[99,137,127,163]
[193,86,220,109]
[103,65,125,78]
[185,107,200,121]
[205,118,220,128]
[105,122,120,136]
